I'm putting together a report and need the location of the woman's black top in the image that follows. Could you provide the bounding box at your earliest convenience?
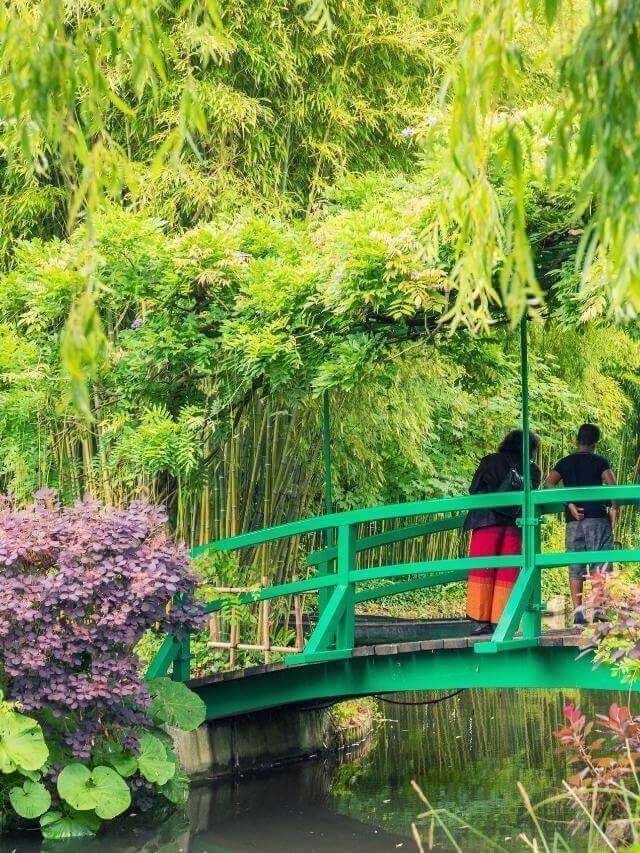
[463,451,541,531]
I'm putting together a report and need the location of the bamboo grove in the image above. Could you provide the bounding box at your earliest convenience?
[2,184,640,586]
[1,0,640,602]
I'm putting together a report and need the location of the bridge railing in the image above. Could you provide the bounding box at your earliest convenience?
[146,484,640,680]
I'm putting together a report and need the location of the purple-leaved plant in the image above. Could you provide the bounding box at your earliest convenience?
[0,491,205,759]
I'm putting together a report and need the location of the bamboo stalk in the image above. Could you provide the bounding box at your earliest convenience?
[209,613,220,643]
[262,597,271,663]
[208,641,297,654]
[229,417,238,537]
[240,399,269,531]
[261,574,271,663]
[229,608,238,668]
[294,593,303,652]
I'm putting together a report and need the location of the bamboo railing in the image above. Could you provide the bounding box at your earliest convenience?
[207,578,305,666]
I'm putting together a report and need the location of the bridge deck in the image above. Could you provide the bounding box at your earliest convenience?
[191,627,583,689]
[189,628,582,689]
[185,626,620,722]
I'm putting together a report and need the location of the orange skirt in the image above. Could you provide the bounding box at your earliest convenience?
[466,524,521,625]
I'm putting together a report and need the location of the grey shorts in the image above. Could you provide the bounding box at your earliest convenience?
[566,517,614,581]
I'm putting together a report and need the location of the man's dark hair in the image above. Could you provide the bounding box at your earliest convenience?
[577,423,600,446]
[499,429,540,457]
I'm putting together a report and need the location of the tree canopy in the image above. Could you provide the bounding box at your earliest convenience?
[1,0,639,563]
[2,1,639,327]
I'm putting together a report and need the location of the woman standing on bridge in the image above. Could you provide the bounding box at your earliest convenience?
[464,430,541,635]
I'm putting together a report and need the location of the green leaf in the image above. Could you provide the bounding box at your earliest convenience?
[544,0,560,25]
[90,766,132,819]
[93,739,138,777]
[158,767,190,804]
[0,710,49,773]
[57,763,131,819]
[57,764,92,810]
[137,732,176,786]
[40,809,101,840]
[147,677,206,731]
[9,780,52,819]
[18,769,42,782]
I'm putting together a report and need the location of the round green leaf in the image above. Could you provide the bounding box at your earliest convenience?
[57,763,131,819]
[57,764,93,811]
[0,743,16,774]
[40,809,101,840]
[9,780,52,819]
[147,678,206,731]
[90,766,131,819]
[158,767,190,804]
[137,732,176,785]
[0,710,49,772]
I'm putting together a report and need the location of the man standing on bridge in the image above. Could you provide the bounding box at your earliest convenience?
[543,423,618,626]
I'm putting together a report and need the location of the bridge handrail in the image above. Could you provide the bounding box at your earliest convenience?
[200,484,640,557]
[304,485,640,568]
[197,491,525,555]
[306,514,466,567]
[534,484,640,511]
[149,483,640,680]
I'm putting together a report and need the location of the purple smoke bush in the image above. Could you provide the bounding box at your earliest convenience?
[0,492,205,759]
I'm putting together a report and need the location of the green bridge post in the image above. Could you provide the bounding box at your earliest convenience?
[318,389,334,618]
[171,593,192,681]
[477,314,541,653]
[336,523,356,652]
[172,634,191,682]
[520,314,542,641]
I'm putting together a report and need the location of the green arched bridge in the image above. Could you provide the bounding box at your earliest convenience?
[147,485,640,721]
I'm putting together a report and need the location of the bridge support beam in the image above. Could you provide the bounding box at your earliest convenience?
[191,645,638,723]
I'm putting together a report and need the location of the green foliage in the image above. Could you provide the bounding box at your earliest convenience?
[158,768,190,806]
[0,697,52,830]
[8,780,51,820]
[92,740,138,779]
[39,809,102,841]
[0,679,204,839]
[427,0,640,326]
[0,0,639,380]
[137,732,177,786]
[56,764,131,820]
[0,705,49,774]
[147,678,207,732]
[0,0,445,235]
[0,0,457,410]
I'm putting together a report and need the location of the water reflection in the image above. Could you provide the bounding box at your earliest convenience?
[330,688,615,848]
[3,689,633,852]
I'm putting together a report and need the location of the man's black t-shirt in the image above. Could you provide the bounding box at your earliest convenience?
[552,451,612,521]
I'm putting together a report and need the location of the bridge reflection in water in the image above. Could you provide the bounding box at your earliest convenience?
[147,485,640,720]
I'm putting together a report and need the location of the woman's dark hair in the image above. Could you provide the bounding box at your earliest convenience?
[498,429,540,458]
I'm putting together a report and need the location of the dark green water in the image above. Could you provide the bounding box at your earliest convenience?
[2,688,633,852]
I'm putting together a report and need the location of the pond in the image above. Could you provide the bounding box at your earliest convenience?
[2,688,629,852]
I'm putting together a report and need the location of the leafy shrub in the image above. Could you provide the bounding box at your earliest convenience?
[550,572,640,844]
[0,492,207,839]
[583,569,640,681]
[553,702,640,843]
